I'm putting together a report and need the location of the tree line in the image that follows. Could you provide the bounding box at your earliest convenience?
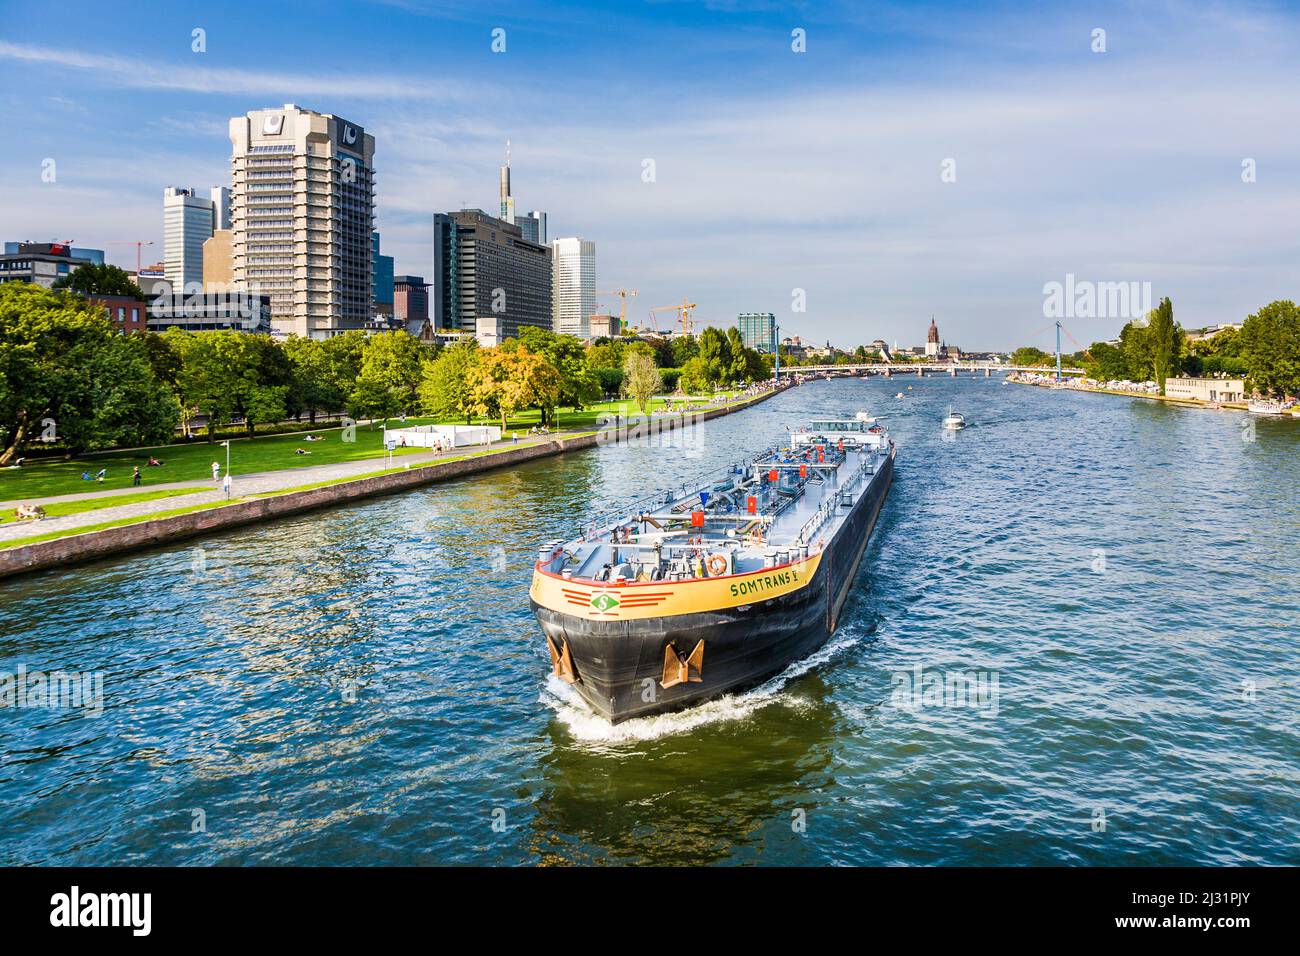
[0,281,775,464]
[1017,297,1300,397]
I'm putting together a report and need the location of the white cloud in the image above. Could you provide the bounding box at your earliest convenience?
[0,41,470,100]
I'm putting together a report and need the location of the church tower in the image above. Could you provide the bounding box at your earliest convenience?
[925,316,940,357]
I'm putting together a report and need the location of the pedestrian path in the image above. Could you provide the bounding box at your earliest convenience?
[0,432,566,544]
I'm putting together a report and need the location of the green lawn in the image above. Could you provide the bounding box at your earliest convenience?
[1,392,753,501]
[0,388,769,550]
[0,419,443,500]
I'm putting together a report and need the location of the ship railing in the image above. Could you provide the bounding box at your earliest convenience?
[578,446,782,540]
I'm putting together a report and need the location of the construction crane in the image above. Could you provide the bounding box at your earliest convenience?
[594,289,638,333]
[648,299,697,335]
[105,240,156,274]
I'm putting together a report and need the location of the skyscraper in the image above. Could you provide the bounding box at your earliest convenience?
[372,231,394,320]
[210,186,232,231]
[163,186,215,291]
[736,312,777,353]
[516,210,547,245]
[551,237,596,338]
[432,209,552,342]
[499,140,515,225]
[229,104,375,337]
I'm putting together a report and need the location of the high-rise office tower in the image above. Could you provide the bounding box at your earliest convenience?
[516,210,547,245]
[499,140,515,225]
[210,186,232,231]
[229,104,375,337]
[736,312,777,352]
[393,275,429,324]
[163,186,215,291]
[551,237,596,338]
[372,231,394,320]
[431,209,552,342]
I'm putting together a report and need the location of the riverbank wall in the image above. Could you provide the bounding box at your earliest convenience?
[0,386,790,581]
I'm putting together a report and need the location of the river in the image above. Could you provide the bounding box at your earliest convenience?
[1,376,1296,865]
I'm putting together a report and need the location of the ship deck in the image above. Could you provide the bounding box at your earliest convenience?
[538,434,892,585]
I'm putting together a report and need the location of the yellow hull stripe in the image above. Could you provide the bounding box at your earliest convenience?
[530,551,823,621]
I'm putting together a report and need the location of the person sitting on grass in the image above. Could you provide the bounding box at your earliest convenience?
[147,456,163,466]
[295,447,311,455]
[95,469,107,482]
[16,503,46,520]
[81,471,92,481]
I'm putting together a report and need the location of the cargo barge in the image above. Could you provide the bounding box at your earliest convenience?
[530,413,896,722]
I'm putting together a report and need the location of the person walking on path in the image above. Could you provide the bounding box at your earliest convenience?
[512,431,518,444]
[211,461,220,482]
[132,466,142,487]
[222,473,232,499]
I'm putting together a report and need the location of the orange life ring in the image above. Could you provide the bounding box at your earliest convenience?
[706,553,729,576]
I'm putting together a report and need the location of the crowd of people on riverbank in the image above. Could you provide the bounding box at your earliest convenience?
[1005,371,1161,395]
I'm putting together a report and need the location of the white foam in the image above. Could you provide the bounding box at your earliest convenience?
[540,629,861,746]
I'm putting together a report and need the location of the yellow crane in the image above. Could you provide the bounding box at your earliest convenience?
[594,288,638,333]
[648,299,697,335]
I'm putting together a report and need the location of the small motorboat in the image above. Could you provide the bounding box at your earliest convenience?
[894,392,906,399]
[942,409,966,430]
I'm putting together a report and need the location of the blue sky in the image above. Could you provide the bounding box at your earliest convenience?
[2,0,1298,349]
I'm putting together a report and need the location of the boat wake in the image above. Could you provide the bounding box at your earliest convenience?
[540,628,862,746]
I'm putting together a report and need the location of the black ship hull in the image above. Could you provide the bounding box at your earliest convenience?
[533,451,894,723]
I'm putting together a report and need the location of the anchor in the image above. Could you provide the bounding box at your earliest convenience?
[546,635,578,684]
[660,640,704,689]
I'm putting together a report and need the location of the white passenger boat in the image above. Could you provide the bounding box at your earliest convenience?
[942,409,966,430]
[1247,398,1291,416]
[791,412,883,450]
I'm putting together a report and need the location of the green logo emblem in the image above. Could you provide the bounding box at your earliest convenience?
[590,593,620,612]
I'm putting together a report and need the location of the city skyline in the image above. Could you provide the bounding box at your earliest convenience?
[2,1,1299,350]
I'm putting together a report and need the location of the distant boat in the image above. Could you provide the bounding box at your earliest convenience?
[942,409,966,430]
[894,391,906,399]
[1248,398,1290,416]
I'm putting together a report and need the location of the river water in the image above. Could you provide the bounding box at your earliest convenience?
[1,377,1296,865]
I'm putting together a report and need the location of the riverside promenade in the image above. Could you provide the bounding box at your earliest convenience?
[0,383,790,579]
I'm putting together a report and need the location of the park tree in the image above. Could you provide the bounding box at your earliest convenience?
[51,262,144,298]
[725,327,751,383]
[623,350,663,414]
[465,347,562,431]
[1240,299,1300,398]
[679,356,711,394]
[697,326,732,386]
[283,336,343,424]
[1184,325,1246,377]
[586,339,623,372]
[515,327,600,425]
[323,329,368,404]
[1011,346,1051,367]
[1084,341,1132,381]
[173,330,290,438]
[419,337,480,422]
[350,331,426,426]
[1120,320,1154,381]
[1146,297,1181,394]
[0,283,177,463]
[670,334,700,367]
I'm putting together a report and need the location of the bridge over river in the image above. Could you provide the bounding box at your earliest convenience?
[786,362,1086,378]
